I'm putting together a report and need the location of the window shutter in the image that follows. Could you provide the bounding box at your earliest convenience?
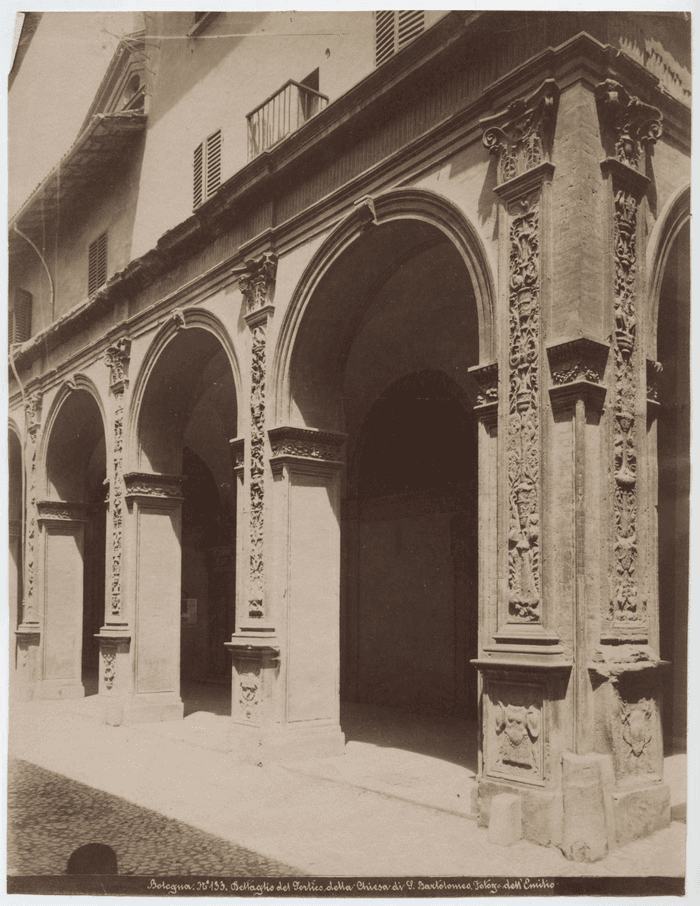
[206,129,222,196]
[88,232,108,295]
[193,142,204,209]
[9,288,32,345]
[375,11,424,66]
[397,10,424,48]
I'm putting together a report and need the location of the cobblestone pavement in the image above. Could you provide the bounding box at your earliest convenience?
[8,760,304,877]
[7,698,687,879]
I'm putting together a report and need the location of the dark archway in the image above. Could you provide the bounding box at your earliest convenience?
[657,219,689,747]
[44,388,107,694]
[136,326,238,715]
[345,371,478,718]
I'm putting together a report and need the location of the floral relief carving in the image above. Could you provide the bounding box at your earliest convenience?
[268,427,346,462]
[240,254,277,621]
[105,339,130,618]
[610,188,643,624]
[124,472,184,499]
[482,80,558,185]
[507,194,541,622]
[595,80,662,171]
[238,663,261,721]
[102,645,117,690]
[23,390,42,623]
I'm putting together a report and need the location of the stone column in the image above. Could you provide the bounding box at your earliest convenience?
[35,501,89,699]
[15,390,43,699]
[120,471,185,723]
[585,79,670,849]
[226,253,284,760]
[96,338,132,711]
[475,80,573,847]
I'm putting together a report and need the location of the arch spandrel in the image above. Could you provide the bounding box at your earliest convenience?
[271,188,497,430]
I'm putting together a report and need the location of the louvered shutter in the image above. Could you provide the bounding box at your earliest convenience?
[193,142,204,209]
[375,11,424,66]
[206,129,222,197]
[88,232,108,295]
[9,288,32,344]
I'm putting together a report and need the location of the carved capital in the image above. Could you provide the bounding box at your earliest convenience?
[230,437,245,474]
[547,338,609,385]
[481,79,559,186]
[124,471,184,501]
[595,80,662,172]
[25,390,43,435]
[37,500,89,524]
[268,426,347,463]
[469,362,498,406]
[239,253,278,317]
[104,338,132,393]
[646,359,663,402]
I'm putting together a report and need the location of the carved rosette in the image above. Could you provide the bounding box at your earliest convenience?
[105,338,131,619]
[240,254,277,621]
[23,390,43,624]
[595,80,662,172]
[482,80,558,184]
[506,193,542,622]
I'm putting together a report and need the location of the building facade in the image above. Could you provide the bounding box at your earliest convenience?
[8,11,690,860]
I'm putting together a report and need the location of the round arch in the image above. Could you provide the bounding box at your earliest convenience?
[38,374,108,501]
[271,187,496,427]
[126,308,242,473]
[647,183,690,356]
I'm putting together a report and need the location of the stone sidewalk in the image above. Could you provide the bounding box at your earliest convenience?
[7,698,687,879]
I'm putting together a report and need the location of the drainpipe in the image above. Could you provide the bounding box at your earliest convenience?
[13,223,55,322]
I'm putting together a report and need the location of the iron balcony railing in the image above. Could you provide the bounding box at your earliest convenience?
[247,79,329,160]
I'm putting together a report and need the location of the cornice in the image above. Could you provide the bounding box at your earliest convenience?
[9,19,689,381]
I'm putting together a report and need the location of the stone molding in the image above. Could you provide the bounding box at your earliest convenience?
[268,426,347,463]
[37,500,89,524]
[594,79,662,172]
[123,472,184,501]
[481,79,559,186]
[353,194,378,230]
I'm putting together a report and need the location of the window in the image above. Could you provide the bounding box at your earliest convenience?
[88,231,108,295]
[9,288,32,345]
[193,129,222,209]
[375,11,425,66]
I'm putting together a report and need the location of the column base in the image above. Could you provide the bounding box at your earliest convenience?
[478,779,563,848]
[116,693,184,726]
[228,721,346,765]
[13,627,41,701]
[612,782,670,848]
[33,679,85,700]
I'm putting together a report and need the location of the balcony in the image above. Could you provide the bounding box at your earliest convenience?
[247,79,329,160]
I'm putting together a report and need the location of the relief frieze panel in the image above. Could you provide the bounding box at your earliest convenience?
[486,681,545,785]
[507,193,541,622]
[268,426,347,463]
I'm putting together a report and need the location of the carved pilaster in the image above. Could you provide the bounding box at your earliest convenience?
[20,390,42,628]
[104,338,131,621]
[481,83,558,631]
[598,160,651,637]
[595,80,662,172]
[481,79,559,185]
[240,254,277,622]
